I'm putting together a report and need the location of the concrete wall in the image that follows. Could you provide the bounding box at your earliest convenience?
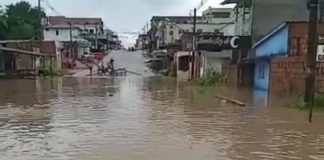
[205,57,223,73]
[252,0,308,43]
[202,8,234,24]
[255,25,288,58]
[43,28,80,42]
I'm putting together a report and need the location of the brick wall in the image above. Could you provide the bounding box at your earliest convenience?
[271,56,324,94]
[269,23,324,95]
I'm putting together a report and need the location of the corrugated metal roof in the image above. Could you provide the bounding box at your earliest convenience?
[48,16,103,25]
[221,0,239,4]
[252,22,287,49]
[0,47,55,57]
[43,25,82,30]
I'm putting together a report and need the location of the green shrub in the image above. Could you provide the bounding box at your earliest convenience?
[287,94,324,110]
[38,65,64,77]
[199,68,227,87]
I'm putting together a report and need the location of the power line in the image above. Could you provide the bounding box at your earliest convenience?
[41,0,62,16]
[190,0,210,15]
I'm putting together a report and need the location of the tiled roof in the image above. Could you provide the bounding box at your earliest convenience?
[151,16,203,23]
[48,16,103,25]
[43,24,82,30]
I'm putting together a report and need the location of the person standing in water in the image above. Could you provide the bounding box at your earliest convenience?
[89,65,93,76]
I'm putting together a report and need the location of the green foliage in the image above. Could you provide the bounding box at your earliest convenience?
[199,68,227,87]
[39,65,64,77]
[0,1,45,40]
[287,94,324,110]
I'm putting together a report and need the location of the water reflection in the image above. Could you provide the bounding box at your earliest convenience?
[252,89,269,107]
[0,77,323,160]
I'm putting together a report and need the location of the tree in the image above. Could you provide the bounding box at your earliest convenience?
[0,1,45,40]
[0,6,8,39]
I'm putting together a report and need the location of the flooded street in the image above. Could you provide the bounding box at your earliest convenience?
[0,51,324,160]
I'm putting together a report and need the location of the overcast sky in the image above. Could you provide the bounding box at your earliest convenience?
[1,0,231,32]
[1,0,232,47]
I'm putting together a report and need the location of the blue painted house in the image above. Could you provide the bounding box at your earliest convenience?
[252,23,289,90]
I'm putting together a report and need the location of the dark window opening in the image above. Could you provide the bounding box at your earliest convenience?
[179,56,190,71]
[211,12,231,18]
[169,30,174,36]
[56,30,59,36]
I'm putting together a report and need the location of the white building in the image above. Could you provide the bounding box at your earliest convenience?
[43,25,81,42]
[43,25,91,59]
[155,8,235,48]
[202,7,234,24]
[47,16,104,35]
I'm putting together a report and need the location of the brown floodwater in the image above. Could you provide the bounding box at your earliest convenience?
[0,51,324,160]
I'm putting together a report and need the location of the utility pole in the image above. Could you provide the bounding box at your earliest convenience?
[95,23,99,50]
[305,0,319,122]
[38,0,42,41]
[69,22,73,57]
[191,8,197,79]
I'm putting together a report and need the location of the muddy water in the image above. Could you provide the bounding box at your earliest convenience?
[0,52,324,160]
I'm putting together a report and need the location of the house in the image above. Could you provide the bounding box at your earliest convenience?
[135,34,150,50]
[43,16,95,64]
[154,8,236,80]
[221,0,310,43]
[252,22,324,94]
[153,16,236,49]
[198,8,235,78]
[220,0,311,88]
[47,16,104,36]
[43,24,91,61]
[0,40,62,77]
[46,16,104,48]
[252,23,288,90]
[43,25,81,42]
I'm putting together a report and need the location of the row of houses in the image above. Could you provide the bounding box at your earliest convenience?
[146,0,324,97]
[0,16,120,77]
[43,16,121,66]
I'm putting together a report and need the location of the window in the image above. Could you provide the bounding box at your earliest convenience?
[212,12,231,18]
[56,30,59,36]
[258,64,265,79]
[45,28,49,31]
[169,30,174,36]
[179,29,182,34]
[89,29,94,34]
[179,56,190,71]
[170,25,173,29]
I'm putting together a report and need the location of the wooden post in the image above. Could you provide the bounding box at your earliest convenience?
[50,57,53,76]
[191,8,197,80]
[305,0,319,122]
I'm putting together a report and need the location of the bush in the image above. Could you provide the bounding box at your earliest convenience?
[199,68,227,87]
[38,65,64,77]
[287,94,324,110]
